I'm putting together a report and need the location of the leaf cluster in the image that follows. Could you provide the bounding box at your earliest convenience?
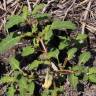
[0,4,95,96]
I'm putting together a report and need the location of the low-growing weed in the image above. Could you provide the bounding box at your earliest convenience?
[0,4,95,96]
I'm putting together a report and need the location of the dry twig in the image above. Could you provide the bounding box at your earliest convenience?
[33,0,41,7]
[63,0,76,20]
[81,0,93,34]
[27,0,32,13]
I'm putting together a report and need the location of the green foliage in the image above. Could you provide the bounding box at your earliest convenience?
[88,74,96,83]
[5,15,25,29]
[33,13,50,20]
[88,67,96,74]
[8,57,20,71]
[72,65,84,76]
[59,37,69,50]
[22,6,29,20]
[0,76,16,83]
[42,86,64,96]
[86,67,96,83]
[27,81,35,95]
[51,20,76,30]
[76,33,87,41]
[22,46,35,56]
[7,85,15,96]
[67,48,77,60]
[78,52,91,65]
[18,77,28,96]
[1,3,94,96]
[47,49,59,59]
[32,24,38,33]
[41,25,53,41]
[68,74,78,89]
[32,3,46,14]
[0,33,21,53]
[51,86,64,96]
[28,60,43,70]
[5,6,29,30]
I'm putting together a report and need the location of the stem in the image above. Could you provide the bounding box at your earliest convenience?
[27,0,32,13]
[63,58,68,67]
[80,0,92,43]
[38,38,47,53]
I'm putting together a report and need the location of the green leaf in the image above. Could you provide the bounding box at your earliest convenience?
[38,53,48,60]
[41,25,53,41]
[51,86,64,96]
[28,82,35,95]
[18,77,28,96]
[41,89,50,96]
[72,65,84,76]
[33,38,39,48]
[51,90,57,96]
[0,76,16,83]
[28,60,42,70]
[32,24,38,33]
[33,13,50,20]
[22,6,29,20]
[22,32,32,37]
[78,52,91,65]
[5,15,25,29]
[88,74,96,83]
[51,20,76,30]
[7,85,15,96]
[59,41,69,50]
[58,36,70,50]
[76,34,87,41]
[32,4,46,14]
[68,74,78,89]
[8,57,20,71]
[47,49,59,59]
[0,33,21,54]
[88,67,96,74]
[83,74,89,81]
[22,46,35,56]
[67,48,77,60]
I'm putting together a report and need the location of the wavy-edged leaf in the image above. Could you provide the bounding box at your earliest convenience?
[32,24,38,33]
[22,46,35,56]
[22,6,29,20]
[5,15,25,29]
[7,85,15,96]
[67,48,77,60]
[8,57,20,71]
[32,3,46,14]
[28,60,43,70]
[59,42,69,50]
[38,53,48,60]
[41,25,53,41]
[88,74,96,83]
[0,76,16,83]
[88,67,96,74]
[72,65,84,76]
[68,74,78,89]
[59,39,69,50]
[47,49,59,59]
[51,86,64,96]
[28,82,35,95]
[0,33,21,54]
[76,34,87,41]
[18,77,28,96]
[78,51,91,65]
[51,20,76,30]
